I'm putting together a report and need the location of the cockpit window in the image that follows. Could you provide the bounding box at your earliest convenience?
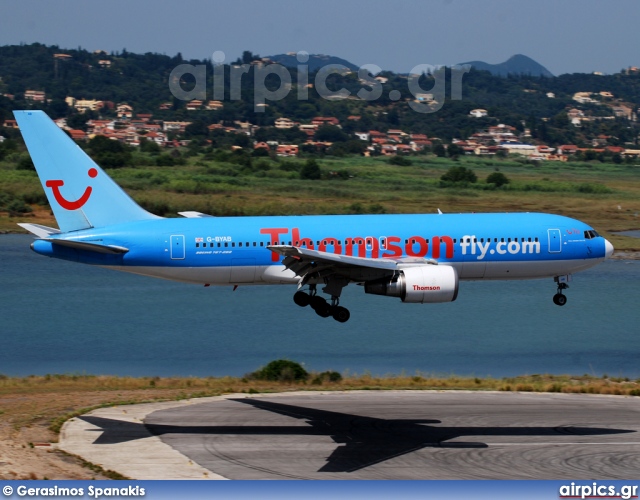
[584,230,600,239]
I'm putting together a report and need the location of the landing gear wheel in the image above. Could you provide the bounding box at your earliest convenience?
[310,295,326,311]
[553,293,567,306]
[293,291,311,307]
[332,306,350,323]
[315,300,332,318]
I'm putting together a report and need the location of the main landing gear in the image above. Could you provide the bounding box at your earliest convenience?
[552,275,570,306]
[293,284,351,323]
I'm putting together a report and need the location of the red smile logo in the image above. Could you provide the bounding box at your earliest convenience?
[46,168,98,210]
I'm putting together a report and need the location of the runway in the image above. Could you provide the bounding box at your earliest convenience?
[60,391,640,479]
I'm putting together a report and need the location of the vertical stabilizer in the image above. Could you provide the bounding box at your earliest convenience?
[14,110,160,232]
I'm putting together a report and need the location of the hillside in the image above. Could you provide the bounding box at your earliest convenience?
[268,53,360,72]
[1,43,640,149]
[460,54,554,77]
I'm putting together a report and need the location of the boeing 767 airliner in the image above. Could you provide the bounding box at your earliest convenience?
[14,111,614,322]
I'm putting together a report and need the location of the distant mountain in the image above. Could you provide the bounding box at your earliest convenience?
[268,53,360,72]
[460,54,554,78]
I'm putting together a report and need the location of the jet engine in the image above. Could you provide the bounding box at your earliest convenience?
[364,265,459,303]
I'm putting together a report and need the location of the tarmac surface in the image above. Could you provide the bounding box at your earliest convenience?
[60,391,640,479]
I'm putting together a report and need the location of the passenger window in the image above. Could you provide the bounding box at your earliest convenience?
[366,237,374,251]
[196,243,199,247]
[260,242,264,247]
[239,242,243,247]
[224,242,228,247]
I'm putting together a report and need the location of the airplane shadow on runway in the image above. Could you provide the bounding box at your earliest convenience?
[79,398,635,473]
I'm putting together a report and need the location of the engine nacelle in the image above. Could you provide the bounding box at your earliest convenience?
[364,265,459,303]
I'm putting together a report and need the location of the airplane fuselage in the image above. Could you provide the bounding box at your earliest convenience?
[32,212,609,286]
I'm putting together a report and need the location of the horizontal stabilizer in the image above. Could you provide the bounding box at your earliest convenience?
[178,211,215,218]
[18,223,61,238]
[43,238,129,254]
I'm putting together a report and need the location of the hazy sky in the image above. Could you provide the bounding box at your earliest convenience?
[1,0,638,76]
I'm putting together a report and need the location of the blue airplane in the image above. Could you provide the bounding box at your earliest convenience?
[14,110,614,322]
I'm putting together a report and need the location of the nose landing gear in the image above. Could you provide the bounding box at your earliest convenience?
[552,276,571,306]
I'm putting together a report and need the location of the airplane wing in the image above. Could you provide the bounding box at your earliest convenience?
[268,244,437,284]
[178,211,215,218]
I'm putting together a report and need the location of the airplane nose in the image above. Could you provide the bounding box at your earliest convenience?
[604,239,614,259]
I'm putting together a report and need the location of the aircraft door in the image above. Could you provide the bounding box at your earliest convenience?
[548,229,562,253]
[170,234,185,259]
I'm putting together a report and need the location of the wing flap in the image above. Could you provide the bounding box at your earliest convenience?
[268,245,400,271]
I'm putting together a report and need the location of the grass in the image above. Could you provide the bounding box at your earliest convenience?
[1,372,639,431]
[1,152,639,250]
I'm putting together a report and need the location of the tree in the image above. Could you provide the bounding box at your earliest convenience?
[486,171,510,187]
[433,144,446,157]
[447,143,464,157]
[300,159,322,180]
[184,120,209,138]
[87,135,132,169]
[315,125,349,143]
[440,166,477,184]
[583,149,598,161]
[139,137,161,154]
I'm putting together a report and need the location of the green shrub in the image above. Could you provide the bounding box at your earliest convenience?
[249,359,308,382]
[7,198,32,215]
[575,183,612,194]
[156,154,176,167]
[16,155,35,171]
[486,172,510,187]
[440,166,477,184]
[311,371,343,385]
[300,159,322,180]
[387,156,412,166]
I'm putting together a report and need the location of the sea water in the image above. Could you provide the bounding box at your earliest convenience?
[1,234,638,378]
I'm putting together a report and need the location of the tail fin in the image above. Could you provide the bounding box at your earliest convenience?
[14,110,160,232]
